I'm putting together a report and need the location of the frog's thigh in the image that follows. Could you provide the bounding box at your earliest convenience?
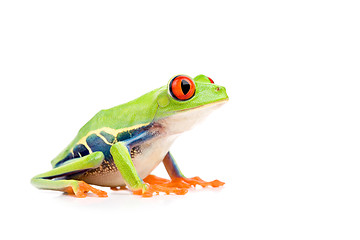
[31,152,104,193]
[110,142,144,190]
[162,152,185,179]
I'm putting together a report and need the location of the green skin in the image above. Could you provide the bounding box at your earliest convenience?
[31,74,229,196]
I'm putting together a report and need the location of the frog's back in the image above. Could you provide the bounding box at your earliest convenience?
[50,89,160,168]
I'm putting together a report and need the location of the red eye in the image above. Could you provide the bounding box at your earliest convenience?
[169,75,196,101]
[208,77,214,83]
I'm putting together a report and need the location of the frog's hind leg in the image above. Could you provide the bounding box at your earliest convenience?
[31,152,108,198]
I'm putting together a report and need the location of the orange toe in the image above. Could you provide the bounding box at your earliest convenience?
[179,176,225,188]
[68,181,108,198]
[143,175,171,185]
[141,175,188,197]
[137,183,188,198]
[140,175,224,197]
[151,184,187,197]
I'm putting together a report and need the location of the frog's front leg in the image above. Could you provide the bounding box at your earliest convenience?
[144,152,225,190]
[110,144,191,197]
[110,142,147,194]
[31,152,108,198]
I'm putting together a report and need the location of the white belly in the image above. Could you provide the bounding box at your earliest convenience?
[80,134,177,187]
[132,135,177,179]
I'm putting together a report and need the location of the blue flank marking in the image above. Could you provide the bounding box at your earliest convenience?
[73,144,89,158]
[86,134,112,159]
[54,153,73,168]
[54,123,156,168]
[123,131,151,146]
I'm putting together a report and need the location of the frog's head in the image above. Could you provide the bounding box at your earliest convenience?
[154,74,229,133]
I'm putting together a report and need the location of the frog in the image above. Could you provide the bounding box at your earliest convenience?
[31,74,229,198]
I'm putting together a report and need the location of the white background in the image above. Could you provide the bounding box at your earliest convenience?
[1,1,359,239]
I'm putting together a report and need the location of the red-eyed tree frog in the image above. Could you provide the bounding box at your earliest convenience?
[31,75,229,197]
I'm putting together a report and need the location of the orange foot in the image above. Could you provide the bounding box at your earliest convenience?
[65,181,108,198]
[176,176,225,188]
[138,175,225,198]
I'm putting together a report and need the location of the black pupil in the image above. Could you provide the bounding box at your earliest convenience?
[181,80,190,95]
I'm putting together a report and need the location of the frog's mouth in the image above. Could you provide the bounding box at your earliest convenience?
[155,98,228,135]
[178,98,229,112]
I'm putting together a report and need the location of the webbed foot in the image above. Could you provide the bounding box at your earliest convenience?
[138,175,224,197]
[127,179,184,198]
[172,176,225,188]
[65,181,108,198]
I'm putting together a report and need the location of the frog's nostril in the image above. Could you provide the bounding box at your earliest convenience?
[215,87,220,92]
